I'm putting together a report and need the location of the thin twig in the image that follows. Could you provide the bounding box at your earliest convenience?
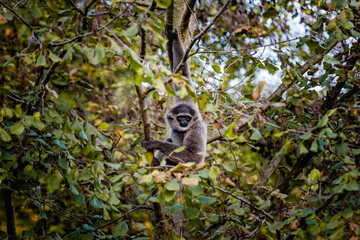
[49,7,128,46]
[210,183,274,221]
[0,0,35,33]
[96,202,148,229]
[187,37,300,58]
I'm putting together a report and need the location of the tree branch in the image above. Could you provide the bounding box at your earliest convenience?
[180,0,196,35]
[207,37,339,143]
[173,0,232,76]
[136,26,170,239]
[49,8,127,46]
[0,0,36,33]
[4,188,17,240]
[210,184,274,221]
[267,38,339,102]
[259,153,285,185]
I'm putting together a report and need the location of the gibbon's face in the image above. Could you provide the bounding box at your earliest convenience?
[166,104,197,131]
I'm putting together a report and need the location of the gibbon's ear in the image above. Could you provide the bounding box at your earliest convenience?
[172,28,191,80]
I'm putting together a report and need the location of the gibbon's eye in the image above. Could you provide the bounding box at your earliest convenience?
[177,116,191,127]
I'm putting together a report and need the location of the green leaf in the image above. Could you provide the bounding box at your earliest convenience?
[155,0,171,8]
[89,47,105,65]
[299,131,312,140]
[78,168,92,181]
[350,29,360,38]
[55,139,67,150]
[209,166,220,182]
[330,0,347,9]
[316,114,328,128]
[299,143,309,155]
[53,98,71,112]
[345,180,360,191]
[154,77,166,92]
[188,185,204,197]
[329,227,344,239]
[79,130,89,142]
[343,208,353,219]
[10,122,24,135]
[75,194,85,205]
[250,129,262,141]
[263,6,279,18]
[212,65,221,74]
[36,54,47,66]
[335,143,349,154]
[184,207,200,220]
[84,122,98,136]
[179,86,187,99]
[123,24,139,37]
[173,146,186,153]
[162,189,177,202]
[31,2,42,17]
[169,203,183,213]
[224,122,237,139]
[47,175,60,193]
[49,52,62,62]
[112,221,129,236]
[310,140,318,152]
[69,185,79,195]
[129,49,142,71]
[0,128,12,142]
[90,198,105,209]
[198,196,216,205]
[165,180,180,191]
[103,208,110,220]
[308,169,321,182]
[109,39,123,55]
[307,225,321,236]
[108,190,120,205]
[205,104,216,113]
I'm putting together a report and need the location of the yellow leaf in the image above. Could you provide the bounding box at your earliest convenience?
[182,177,199,186]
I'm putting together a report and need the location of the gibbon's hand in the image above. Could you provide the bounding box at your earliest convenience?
[140,138,158,150]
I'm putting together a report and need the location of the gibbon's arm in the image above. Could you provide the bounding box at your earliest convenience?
[141,139,202,163]
[172,28,191,80]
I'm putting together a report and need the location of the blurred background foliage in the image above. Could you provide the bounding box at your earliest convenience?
[0,0,359,239]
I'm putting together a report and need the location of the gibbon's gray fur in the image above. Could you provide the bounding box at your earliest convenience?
[141,28,207,165]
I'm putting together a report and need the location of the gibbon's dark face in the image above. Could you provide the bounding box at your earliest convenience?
[177,115,191,127]
[166,104,197,131]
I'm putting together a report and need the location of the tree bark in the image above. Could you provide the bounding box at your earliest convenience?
[4,188,17,240]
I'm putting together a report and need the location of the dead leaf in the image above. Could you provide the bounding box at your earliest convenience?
[252,81,266,100]
[173,172,183,181]
[291,220,298,230]
[0,14,7,24]
[69,68,78,77]
[225,177,236,187]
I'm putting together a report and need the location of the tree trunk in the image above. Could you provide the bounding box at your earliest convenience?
[4,188,17,240]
